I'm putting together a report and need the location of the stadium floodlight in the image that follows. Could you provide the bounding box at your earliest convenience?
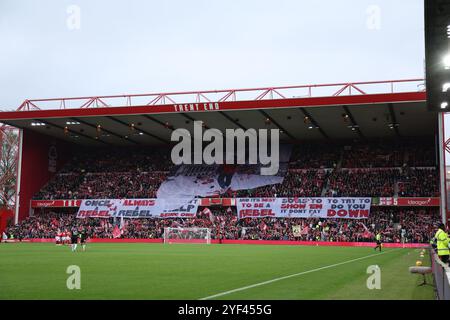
[447,25,450,38]
[164,227,211,244]
[444,54,450,69]
[31,122,45,126]
[441,102,448,109]
[443,83,450,92]
[388,123,399,129]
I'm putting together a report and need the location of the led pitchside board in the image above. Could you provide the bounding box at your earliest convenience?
[425,0,450,111]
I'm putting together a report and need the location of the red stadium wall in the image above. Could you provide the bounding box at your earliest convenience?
[17,129,73,222]
[0,208,13,234]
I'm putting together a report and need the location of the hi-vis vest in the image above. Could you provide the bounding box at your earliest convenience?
[435,228,450,256]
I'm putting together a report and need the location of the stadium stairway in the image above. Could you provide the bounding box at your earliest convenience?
[320,169,333,197]
[394,181,400,197]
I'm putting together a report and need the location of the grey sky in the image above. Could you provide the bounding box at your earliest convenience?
[0,0,424,110]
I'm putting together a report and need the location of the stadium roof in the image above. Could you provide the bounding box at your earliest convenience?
[0,79,435,146]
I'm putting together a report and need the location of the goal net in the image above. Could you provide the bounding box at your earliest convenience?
[163,227,211,244]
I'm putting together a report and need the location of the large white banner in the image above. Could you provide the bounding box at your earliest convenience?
[236,198,371,219]
[157,145,292,200]
[76,198,199,219]
[157,165,286,199]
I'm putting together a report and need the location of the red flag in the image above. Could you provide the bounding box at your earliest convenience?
[112,225,121,238]
[360,222,369,231]
[301,225,309,235]
[172,220,180,228]
[363,230,372,238]
[202,207,214,223]
[261,221,268,231]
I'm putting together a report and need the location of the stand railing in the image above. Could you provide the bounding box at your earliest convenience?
[16,79,425,111]
[432,249,450,300]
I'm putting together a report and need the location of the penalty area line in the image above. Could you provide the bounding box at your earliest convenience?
[199,248,401,300]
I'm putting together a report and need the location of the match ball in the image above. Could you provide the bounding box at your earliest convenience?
[416,260,422,266]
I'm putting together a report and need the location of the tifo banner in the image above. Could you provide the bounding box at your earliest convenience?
[76,199,199,219]
[157,165,287,199]
[236,198,371,219]
[157,146,292,200]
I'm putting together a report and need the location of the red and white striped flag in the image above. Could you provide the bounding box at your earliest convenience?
[301,225,309,235]
[202,207,214,223]
[171,220,181,228]
[120,216,126,235]
[260,221,268,231]
[112,225,121,239]
[360,222,369,231]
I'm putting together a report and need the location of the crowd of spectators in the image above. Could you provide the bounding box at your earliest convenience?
[34,173,84,200]
[4,207,439,244]
[341,143,404,168]
[404,144,436,167]
[60,147,172,173]
[325,169,400,197]
[35,172,166,200]
[33,140,439,200]
[6,140,441,245]
[340,141,436,168]
[397,168,439,197]
[235,208,438,243]
[289,144,339,169]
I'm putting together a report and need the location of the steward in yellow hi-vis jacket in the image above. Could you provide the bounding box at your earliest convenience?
[434,223,449,264]
[374,232,382,252]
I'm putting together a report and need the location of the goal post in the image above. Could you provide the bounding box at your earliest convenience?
[163,227,211,244]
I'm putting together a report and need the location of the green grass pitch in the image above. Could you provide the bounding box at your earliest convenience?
[0,243,434,300]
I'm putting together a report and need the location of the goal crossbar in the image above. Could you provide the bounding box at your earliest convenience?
[163,227,211,244]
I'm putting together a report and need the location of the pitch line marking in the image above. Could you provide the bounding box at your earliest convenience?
[199,248,401,300]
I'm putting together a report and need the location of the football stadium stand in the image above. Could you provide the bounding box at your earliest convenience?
[3,140,440,243]
[0,79,442,247]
